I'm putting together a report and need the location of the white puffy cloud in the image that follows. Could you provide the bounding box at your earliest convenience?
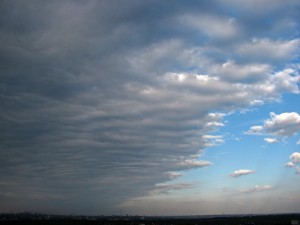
[290,152,300,164]
[286,153,300,174]
[229,169,255,177]
[264,137,279,143]
[244,126,264,135]
[245,111,300,144]
[265,112,300,137]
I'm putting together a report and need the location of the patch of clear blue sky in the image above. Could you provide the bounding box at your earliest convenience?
[171,92,300,196]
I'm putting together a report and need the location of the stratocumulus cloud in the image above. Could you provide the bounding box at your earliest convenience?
[0,0,300,215]
[151,182,197,195]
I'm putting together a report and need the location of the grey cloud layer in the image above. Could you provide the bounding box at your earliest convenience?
[0,0,300,214]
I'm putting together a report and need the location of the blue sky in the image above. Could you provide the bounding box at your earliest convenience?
[0,0,300,216]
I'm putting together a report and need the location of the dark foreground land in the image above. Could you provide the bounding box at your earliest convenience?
[1,213,300,225]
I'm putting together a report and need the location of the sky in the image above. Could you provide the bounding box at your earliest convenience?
[1,0,300,216]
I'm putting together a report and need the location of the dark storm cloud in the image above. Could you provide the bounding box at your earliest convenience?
[0,0,299,215]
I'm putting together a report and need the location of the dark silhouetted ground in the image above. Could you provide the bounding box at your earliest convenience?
[1,213,299,225]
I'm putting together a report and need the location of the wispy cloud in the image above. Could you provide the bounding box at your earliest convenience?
[296,167,300,174]
[240,185,274,193]
[150,182,197,195]
[167,172,182,179]
[177,14,240,41]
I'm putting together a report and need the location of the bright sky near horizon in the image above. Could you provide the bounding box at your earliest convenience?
[1,0,300,216]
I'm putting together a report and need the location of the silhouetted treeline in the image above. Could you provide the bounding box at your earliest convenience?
[0,212,299,225]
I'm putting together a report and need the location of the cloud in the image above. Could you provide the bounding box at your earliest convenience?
[177,14,240,41]
[269,69,300,94]
[297,139,300,145]
[203,134,225,147]
[210,60,271,83]
[286,162,295,168]
[229,169,255,178]
[237,38,300,63]
[265,112,300,137]
[203,135,224,139]
[244,126,264,135]
[221,0,294,14]
[240,185,273,193]
[250,99,264,106]
[246,112,300,140]
[177,160,213,169]
[290,152,300,164]
[286,153,300,174]
[264,137,279,143]
[150,182,197,195]
[167,172,182,179]
[0,0,299,215]
[205,113,226,128]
